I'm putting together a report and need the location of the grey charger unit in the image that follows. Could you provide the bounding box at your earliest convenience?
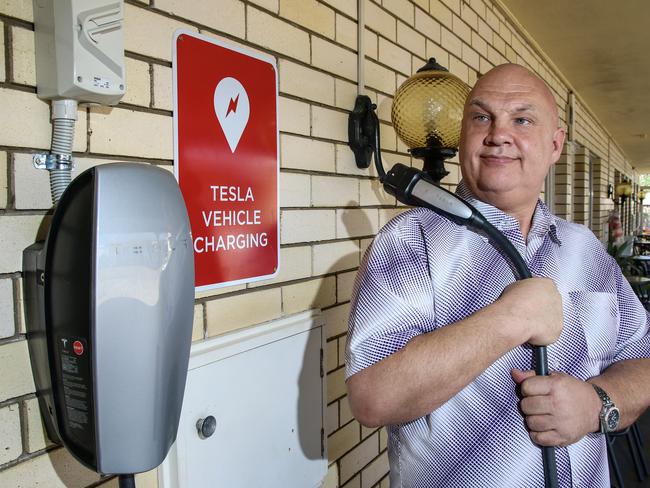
[23,163,195,475]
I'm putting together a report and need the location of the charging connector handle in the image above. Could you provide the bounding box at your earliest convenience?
[382,162,557,488]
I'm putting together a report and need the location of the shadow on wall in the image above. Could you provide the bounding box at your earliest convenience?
[47,447,102,487]
[296,205,375,467]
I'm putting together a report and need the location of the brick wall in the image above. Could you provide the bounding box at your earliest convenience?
[0,1,639,487]
[573,146,590,227]
[554,142,575,221]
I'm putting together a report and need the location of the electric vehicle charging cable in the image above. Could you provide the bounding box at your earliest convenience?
[379,161,559,488]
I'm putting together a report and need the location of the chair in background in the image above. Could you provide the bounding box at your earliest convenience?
[607,422,650,487]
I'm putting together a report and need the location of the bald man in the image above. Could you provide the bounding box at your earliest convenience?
[346,64,650,487]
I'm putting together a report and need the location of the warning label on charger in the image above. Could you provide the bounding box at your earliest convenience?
[57,337,91,431]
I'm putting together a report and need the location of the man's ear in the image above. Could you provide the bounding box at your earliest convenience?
[550,127,566,164]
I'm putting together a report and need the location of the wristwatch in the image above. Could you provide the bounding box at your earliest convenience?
[591,384,620,433]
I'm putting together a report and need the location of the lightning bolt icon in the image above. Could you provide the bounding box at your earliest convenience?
[226,94,240,117]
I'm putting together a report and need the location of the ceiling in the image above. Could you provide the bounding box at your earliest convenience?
[499,0,650,173]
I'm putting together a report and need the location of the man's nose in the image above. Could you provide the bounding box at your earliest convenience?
[484,121,512,146]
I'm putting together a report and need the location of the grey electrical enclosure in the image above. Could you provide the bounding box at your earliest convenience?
[24,163,194,474]
[33,0,126,104]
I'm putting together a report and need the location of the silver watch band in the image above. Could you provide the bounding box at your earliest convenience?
[591,383,618,433]
[592,384,612,407]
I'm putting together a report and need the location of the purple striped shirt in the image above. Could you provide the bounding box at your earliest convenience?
[346,181,650,487]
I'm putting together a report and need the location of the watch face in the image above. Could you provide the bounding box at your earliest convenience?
[606,408,620,430]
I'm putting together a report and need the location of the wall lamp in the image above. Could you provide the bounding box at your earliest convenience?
[639,189,646,204]
[615,182,633,203]
[348,58,469,184]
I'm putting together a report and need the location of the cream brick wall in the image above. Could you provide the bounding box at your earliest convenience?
[0,1,638,486]
[0,89,86,152]
[11,26,35,86]
[89,107,173,159]
[24,397,51,453]
[312,175,359,206]
[1,0,32,21]
[282,276,336,314]
[312,240,361,275]
[248,7,311,62]
[0,340,35,402]
[0,278,15,339]
[0,403,21,464]
[205,288,282,336]
[280,0,336,38]
[281,209,336,243]
[0,215,50,273]
[324,302,352,340]
[339,432,380,484]
[278,96,310,135]
[123,57,151,107]
[279,59,335,104]
[124,4,197,61]
[152,64,173,111]
[0,151,5,208]
[156,0,245,37]
[281,134,336,171]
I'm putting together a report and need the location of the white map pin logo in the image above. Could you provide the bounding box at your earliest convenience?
[214,77,250,153]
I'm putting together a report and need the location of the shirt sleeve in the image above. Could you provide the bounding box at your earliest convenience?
[612,262,650,362]
[345,215,437,378]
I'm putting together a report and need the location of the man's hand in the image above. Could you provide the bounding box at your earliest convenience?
[497,277,564,346]
[511,369,602,447]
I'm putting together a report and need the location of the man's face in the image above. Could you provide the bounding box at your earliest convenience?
[458,66,565,211]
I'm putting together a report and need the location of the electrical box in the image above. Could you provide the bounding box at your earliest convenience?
[33,0,125,105]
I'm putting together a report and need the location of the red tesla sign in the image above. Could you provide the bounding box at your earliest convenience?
[173,31,279,290]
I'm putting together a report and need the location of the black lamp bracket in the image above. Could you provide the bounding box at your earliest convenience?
[349,95,376,168]
[348,94,385,178]
[348,94,456,185]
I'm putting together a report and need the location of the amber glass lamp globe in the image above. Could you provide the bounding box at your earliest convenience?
[391,59,470,182]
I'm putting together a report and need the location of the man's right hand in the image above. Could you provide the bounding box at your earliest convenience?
[496,277,563,346]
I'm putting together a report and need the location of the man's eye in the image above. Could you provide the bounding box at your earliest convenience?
[473,114,489,122]
[515,117,532,125]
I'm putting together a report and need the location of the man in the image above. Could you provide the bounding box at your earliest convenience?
[345,64,650,487]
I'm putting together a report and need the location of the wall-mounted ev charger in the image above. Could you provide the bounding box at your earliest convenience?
[23,164,195,484]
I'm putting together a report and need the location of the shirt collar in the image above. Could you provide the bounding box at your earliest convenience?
[455,180,561,245]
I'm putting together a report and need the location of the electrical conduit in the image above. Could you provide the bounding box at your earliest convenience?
[49,99,77,204]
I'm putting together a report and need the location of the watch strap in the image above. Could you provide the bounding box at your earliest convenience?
[591,383,616,433]
[592,384,612,407]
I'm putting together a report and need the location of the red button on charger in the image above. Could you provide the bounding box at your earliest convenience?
[73,341,84,356]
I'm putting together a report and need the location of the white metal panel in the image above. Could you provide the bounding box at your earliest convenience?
[160,311,327,488]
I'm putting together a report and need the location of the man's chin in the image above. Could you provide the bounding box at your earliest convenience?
[475,179,518,195]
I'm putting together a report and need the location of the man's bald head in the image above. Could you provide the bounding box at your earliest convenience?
[467,63,560,129]
[458,63,566,232]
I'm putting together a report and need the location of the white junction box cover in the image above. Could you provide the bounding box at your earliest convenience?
[159,311,327,488]
[34,0,125,105]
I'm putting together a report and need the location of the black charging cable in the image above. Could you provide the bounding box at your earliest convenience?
[381,163,558,488]
[118,474,136,488]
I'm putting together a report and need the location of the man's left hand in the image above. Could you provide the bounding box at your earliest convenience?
[511,368,602,447]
